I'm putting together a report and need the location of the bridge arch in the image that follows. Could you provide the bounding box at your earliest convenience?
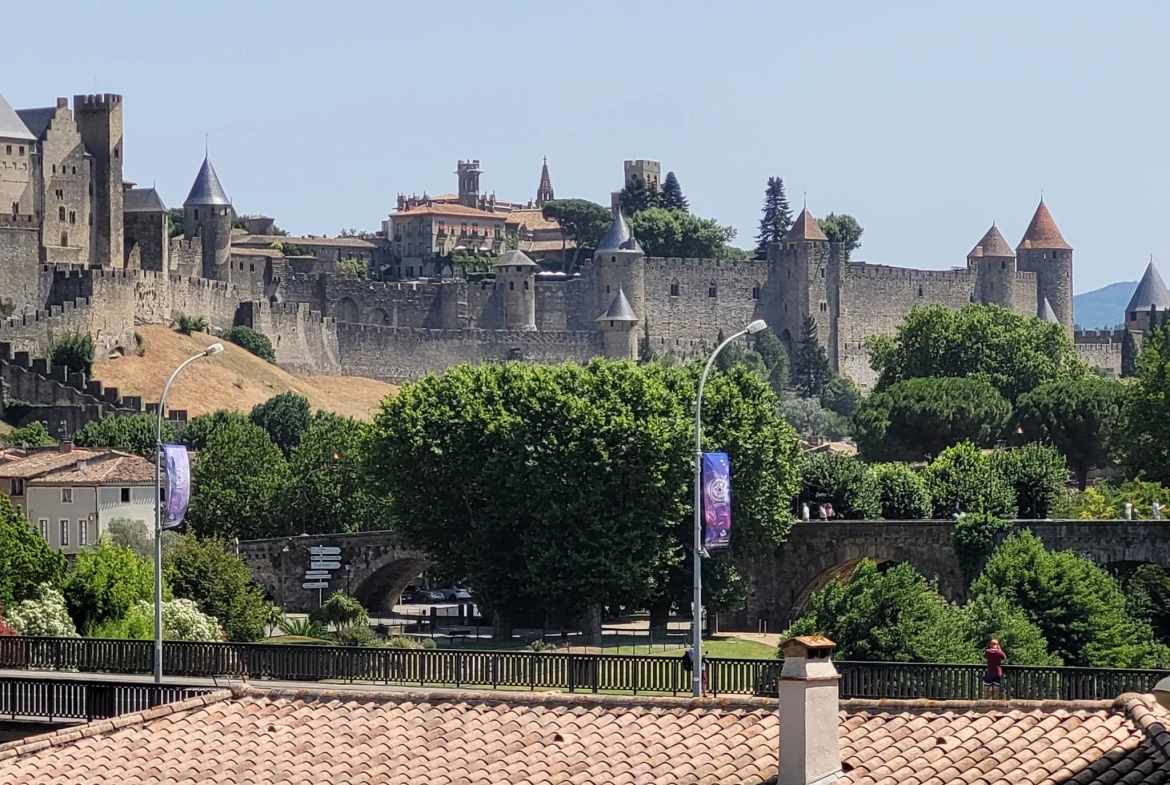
[353,556,432,612]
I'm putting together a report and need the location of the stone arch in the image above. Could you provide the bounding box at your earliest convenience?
[370,307,389,325]
[335,297,360,323]
[789,558,903,622]
[353,556,432,613]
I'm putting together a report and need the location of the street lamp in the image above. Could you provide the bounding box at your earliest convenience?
[153,343,223,684]
[691,319,766,697]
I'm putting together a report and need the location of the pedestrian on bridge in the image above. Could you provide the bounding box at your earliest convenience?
[983,639,1006,700]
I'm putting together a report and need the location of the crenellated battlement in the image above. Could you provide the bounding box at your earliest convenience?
[1075,328,1125,344]
[842,263,974,283]
[0,215,38,230]
[73,93,122,110]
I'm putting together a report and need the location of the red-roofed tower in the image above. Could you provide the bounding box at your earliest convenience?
[1016,200,1073,332]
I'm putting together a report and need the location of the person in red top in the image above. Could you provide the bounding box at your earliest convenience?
[983,639,1007,699]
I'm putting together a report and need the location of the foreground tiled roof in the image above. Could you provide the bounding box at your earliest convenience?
[27,453,155,486]
[3,687,1170,784]
[0,448,101,479]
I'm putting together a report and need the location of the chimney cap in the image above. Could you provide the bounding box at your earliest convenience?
[782,635,836,657]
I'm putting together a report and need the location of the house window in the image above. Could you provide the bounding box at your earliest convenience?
[60,519,69,547]
[121,487,131,503]
[79,519,88,546]
[38,519,49,540]
[56,189,63,201]
[61,488,73,503]
[1130,312,1137,322]
[670,280,679,297]
[406,266,414,277]
[708,283,717,298]
[60,232,68,247]
[4,146,10,155]
[72,166,76,175]
[18,147,23,156]
[10,478,24,496]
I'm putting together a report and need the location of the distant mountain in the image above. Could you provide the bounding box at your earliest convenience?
[1074,281,1135,330]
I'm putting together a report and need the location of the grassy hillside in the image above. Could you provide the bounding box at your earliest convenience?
[91,325,396,419]
[1074,281,1135,330]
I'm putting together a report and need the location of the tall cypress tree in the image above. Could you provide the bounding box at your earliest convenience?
[791,315,831,398]
[755,176,793,259]
[619,176,658,216]
[1121,328,1138,377]
[660,172,688,212]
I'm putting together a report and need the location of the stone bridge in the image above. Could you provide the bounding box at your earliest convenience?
[239,531,429,613]
[733,520,1170,632]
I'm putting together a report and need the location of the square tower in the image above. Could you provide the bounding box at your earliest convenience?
[73,94,124,268]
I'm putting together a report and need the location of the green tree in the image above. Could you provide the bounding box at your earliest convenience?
[798,451,865,518]
[180,409,249,451]
[618,176,658,215]
[922,442,1016,518]
[790,316,831,398]
[816,213,864,261]
[1121,329,1138,377]
[311,591,368,632]
[1016,377,1123,490]
[63,536,155,632]
[958,593,1061,666]
[106,517,158,561]
[74,414,177,458]
[867,303,1089,403]
[165,534,273,641]
[250,392,312,458]
[1123,565,1170,645]
[785,560,968,662]
[819,375,861,419]
[48,332,95,376]
[185,420,290,540]
[777,398,851,441]
[972,531,1160,667]
[168,207,185,238]
[1120,324,1170,484]
[852,377,1011,462]
[629,207,740,260]
[0,495,64,611]
[989,443,1067,519]
[659,171,688,212]
[4,422,55,447]
[223,325,275,363]
[853,462,933,520]
[754,176,793,259]
[540,199,612,273]
[754,329,788,377]
[6,584,77,637]
[288,412,390,534]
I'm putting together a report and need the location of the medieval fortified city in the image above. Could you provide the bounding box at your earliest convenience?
[6,5,1170,784]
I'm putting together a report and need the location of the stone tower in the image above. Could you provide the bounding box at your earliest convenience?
[593,211,645,325]
[1016,199,1073,332]
[1125,261,1170,336]
[183,156,233,281]
[73,94,124,268]
[596,285,639,359]
[774,208,831,356]
[493,249,538,330]
[967,224,1016,309]
[535,157,554,207]
[456,160,482,208]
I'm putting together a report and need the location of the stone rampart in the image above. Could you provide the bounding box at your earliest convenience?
[643,257,768,343]
[238,300,341,375]
[0,224,43,316]
[1012,270,1039,316]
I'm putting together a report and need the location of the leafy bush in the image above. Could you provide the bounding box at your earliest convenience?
[922,442,1016,519]
[6,584,78,637]
[63,537,155,632]
[854,463,932,520]
[336,624,379,647]
[820,375,861,418]
[165,534,274,641]
[311,591,368,632]
[778,398,851,441]
[0,495,65,611]
[4,422,55,447]
[278,617,328,639]
[385,635,424,649]
[798,451,865,518]
[176,315,209,335]
[952,511,1013,583]
[989,442,1067,519]
[88,599,222,642]
[48,331,94,376]
[224,325,275,363]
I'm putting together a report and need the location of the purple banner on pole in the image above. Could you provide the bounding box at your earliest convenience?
[702,452,732,551]
[163,444,191,529]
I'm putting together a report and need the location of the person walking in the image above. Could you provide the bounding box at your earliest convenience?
[682,645,709,695]
[983,639,1006,699]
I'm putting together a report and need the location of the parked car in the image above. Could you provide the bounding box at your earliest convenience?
[434,587,473,602]
[400,586,444,604]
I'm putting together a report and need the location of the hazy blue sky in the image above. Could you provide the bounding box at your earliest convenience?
[2,1,1165,293]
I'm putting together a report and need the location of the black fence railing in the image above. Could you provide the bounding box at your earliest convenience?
[0,637,1164,701]
[0,674,215,721]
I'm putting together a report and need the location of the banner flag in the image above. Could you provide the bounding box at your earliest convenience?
[702,452,732,551]
[163,444,191,529]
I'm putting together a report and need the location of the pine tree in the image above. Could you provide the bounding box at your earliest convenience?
[619,176,658,216]
[792,315,831,398]
[660,172,688,212]
[1122,329,1138,378]
[754,176,793,259]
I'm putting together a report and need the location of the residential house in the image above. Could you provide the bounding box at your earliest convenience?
[381,203,507,279]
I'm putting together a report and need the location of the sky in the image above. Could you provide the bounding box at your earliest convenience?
[2,0,1166,293]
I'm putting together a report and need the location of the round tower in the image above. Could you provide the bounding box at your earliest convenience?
[967,224,1016,309]
[593,211,646,325]
[183,155,233,281]
[1016,199,1073,332]
[1124,260,1170,336]
[596,285,639,360]
[493,250,539,330]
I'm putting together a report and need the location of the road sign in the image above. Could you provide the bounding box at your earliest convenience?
[302,581,329,589]
[311,561,342,570]
[310,546,341,556]
[305,571,330,578]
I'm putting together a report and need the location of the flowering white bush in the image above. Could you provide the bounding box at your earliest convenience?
[7,584,78,637]
[134,599,222,642]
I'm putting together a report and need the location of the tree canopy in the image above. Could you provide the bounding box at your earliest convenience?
[63,537,155,633]
[540,199,612,271]
[288,412,390,534]
[0,496,64,611]
[185,420,290,540]
[75,414,177,458]
[1121,325,1170,484]
[790,316,831,398]
[618,176,658,215]
[755,176,793,259]
[165,534,273,641]
[250,392,312,457]
[922,442,1016,519]
[1016,377,1123,490]
[629,207,741,260]
[853,462,932,520]
[816,213,863,261]
[659,172,688,212]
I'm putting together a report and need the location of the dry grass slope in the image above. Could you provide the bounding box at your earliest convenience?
[91,325,397,419]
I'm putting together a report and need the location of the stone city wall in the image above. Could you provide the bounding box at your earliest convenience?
[0,222,45,316]
[237,300,341,375]
[643,257,769,344]
[1012,270,1039,317]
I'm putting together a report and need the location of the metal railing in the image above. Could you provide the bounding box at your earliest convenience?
[0,637,1164,700]
[0,674,214,721]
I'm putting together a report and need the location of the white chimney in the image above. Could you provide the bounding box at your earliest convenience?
[778,635,843,785]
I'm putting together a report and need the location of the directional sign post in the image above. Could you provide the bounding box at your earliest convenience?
[302,581,329,590]
[300,545,345,608]
[311,561,342,571]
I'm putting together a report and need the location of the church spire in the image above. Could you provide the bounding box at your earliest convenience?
[535,156,554,207]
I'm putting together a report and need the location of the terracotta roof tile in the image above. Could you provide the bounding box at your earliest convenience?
[785,207,829,242]
[968,224,1015,258]
[27,453,155,486]
[391,204,507,220]
[4,689,1170,784]
[505,209,560,232]
[1018,200,1072,250]
[0,448,103,479]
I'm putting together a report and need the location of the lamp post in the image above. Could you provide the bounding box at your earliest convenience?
[154,343,223,684]
[691,319,766,698]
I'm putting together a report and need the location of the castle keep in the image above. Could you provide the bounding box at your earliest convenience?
[0,87,1127,432]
